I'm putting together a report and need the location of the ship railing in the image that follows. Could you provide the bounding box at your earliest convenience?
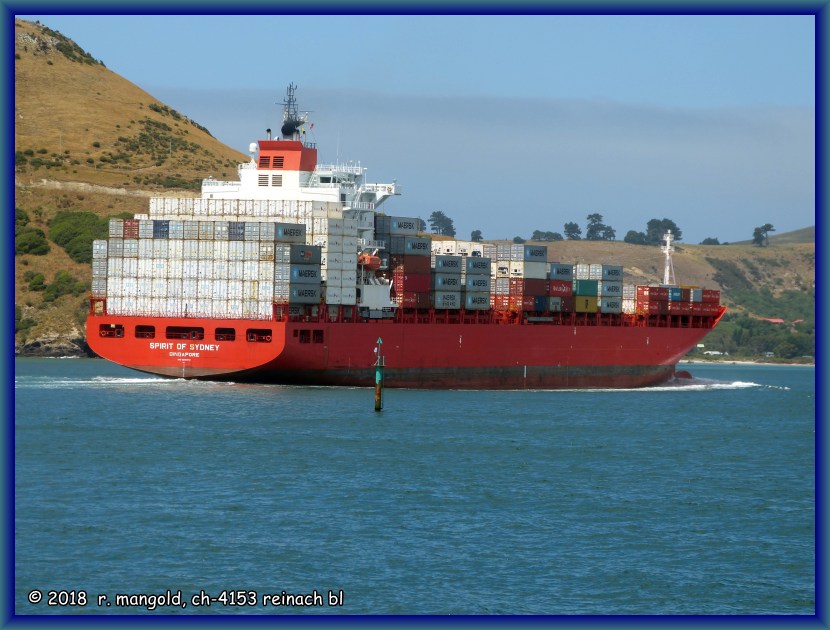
[345,201,375,211]
[359,239,386,249]
[315,163,365,175]
[202,179,241,188]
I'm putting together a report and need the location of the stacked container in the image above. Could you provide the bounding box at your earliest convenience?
[375,216,432,308]
[314,216,359,305]
[462,256,492,310]
[548,263,574,312]
[273,244,323,305]
[492,244,548,312]
[431,255,463,309]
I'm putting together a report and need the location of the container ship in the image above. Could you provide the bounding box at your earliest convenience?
[86,84,726,389]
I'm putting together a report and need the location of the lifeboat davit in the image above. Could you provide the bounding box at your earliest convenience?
[358,253,381,270]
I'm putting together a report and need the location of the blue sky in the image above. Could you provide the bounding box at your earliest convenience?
[15,12,816,244]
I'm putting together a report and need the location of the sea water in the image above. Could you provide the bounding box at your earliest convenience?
[14,358,815,616]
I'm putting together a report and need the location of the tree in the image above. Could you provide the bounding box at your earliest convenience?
[600,225,616,241]
[428,211,456,237]
[15,228,50,255]
[623,230,647,245]
[470,229,483,242]
[563,222,582,240]
[753,223,775,246]
[512,236,526,244]
[645,218,682,245]
[531,230,564,242]
[700,237,720,245]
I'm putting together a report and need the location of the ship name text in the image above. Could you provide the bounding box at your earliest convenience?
[149,342,221,352]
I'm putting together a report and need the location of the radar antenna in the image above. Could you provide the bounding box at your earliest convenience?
[279,83,308,139]
[661,230,676,285]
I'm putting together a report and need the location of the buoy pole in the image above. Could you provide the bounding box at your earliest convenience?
[374,337,384,412]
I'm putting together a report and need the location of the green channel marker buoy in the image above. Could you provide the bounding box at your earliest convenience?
[374,337,384,412]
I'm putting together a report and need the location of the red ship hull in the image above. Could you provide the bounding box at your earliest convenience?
[86,308,725,389]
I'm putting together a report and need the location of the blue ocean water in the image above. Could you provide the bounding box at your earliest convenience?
[14,358,815,616]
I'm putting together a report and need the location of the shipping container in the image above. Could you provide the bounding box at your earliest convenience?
[574,296,599,313]
[549,263,574,280]
[701,289,721,304]
[152,220,170,239]
[92,239,108,259]
[109,238,124,258]
[393,272,431,293]
[599,297,622,314]
[587,264,604,280]
[291,264,322,284]
[464,275,491,292]
[509,295,537,311]
[107,258,123,277]
[433,273,463,290]
[510,244,547,262]
[548,296,575,312]
[509,278,547,296]
[389,236,432,256]
[275,223,306,243]
[602,264,624,280]
[91,259,107,278]
[464,256,491,274]
[432,291,462,309]
[573,279,599,296]
[668,287,683,302]
[574,263,590,279]
[395,292,431,308]
[690,289,703,303]
[152,240,169,259]
[548,279,573,297]
[668,301,692,314]
[228,221,246,241]
[109,219,124,238]
[138,220,154,239]
[389,254,432,274]
[636,300,669,315]
[463,292,491,310]
[433,255,464,273]
[244,222,261,241]
[636,286,669,301]
[599,281,623,297]
[509,261,548,279]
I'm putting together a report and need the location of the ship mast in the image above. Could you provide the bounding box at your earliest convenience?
[280,83,308,140]
[661,230,676,285]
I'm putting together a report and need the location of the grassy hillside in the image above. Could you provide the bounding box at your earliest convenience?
[13,18,815,360]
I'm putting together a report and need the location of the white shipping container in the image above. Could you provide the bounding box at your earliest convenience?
[167,259,183,280]
[198,221,214,240]
[107,258,123,277]
[227,261,244,281]
[214,221,229,241]
[258,281,274,302]
[139,239,154,258]
[243,280,259,300]
[229,241,245,261]
[243,260,259,280]
[183,239,200,259]
[213,240,229,261]
[575,263,591,280]
[244,242,259,259]
[182,279,198,299]
[227,280,243,300]
[109,219,124,238]
[196,279,212,298]
[183,221,200,239]
[106,276,121,297]
[198,260,214,279]
[211,279,228,300]
[137,258,154,278]
[169,221,184,239]
[137,277,153,297]
[197,240,214,260]
[152,239,168,259]
[325,269,342,284]
[259,261,275,282]
[341,252,357,268]
[151,278,168,296]
[151,259,168,278]
[168,239,184,259]
[588,264,604,280]
[138,220,154,239]
[92,240,108,259]
[182,260,199,279]
[341,270,357,286]
[123,258,138,277]
[194,299,212,316]
[212,260,228,279]
[167,278,182,296]
[244,222,261,241]
[509,261,548,279]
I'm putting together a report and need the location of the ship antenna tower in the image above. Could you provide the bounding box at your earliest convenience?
[279,83,308,140]
[661,230,676,285]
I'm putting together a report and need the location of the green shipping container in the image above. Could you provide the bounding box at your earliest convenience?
[573,279,599,296]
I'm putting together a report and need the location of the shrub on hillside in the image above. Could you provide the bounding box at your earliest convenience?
[42,270,88,303]
[48,211,109,263]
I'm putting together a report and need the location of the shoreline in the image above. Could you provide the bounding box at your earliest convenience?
[680,359,815,367]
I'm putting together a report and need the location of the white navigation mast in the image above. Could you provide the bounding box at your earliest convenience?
[662,230,676,285]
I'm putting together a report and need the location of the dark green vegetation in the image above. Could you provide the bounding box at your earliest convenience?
[47,210,128,263]
[15,208,50,255]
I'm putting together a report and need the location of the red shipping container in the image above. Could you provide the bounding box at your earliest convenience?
[701,289,721,303]
[636,300,668,315]
[668,301,692,314]
[637,286,669,300]
[700,302,721,315]
[509,278,547,295]
[123,219,139,239]
[390,254,431,274]
[392,272,431,293]
[680,288,692,301]
[396,291,431,308]
[492,295,512,311]
[547,279,573,297]
[509,295,537,311]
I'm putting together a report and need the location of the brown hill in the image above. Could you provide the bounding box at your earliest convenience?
[13,18,815,356]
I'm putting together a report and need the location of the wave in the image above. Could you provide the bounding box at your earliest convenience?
[13,375,237,390]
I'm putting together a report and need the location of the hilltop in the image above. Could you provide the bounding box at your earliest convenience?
[13,18,815,360]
